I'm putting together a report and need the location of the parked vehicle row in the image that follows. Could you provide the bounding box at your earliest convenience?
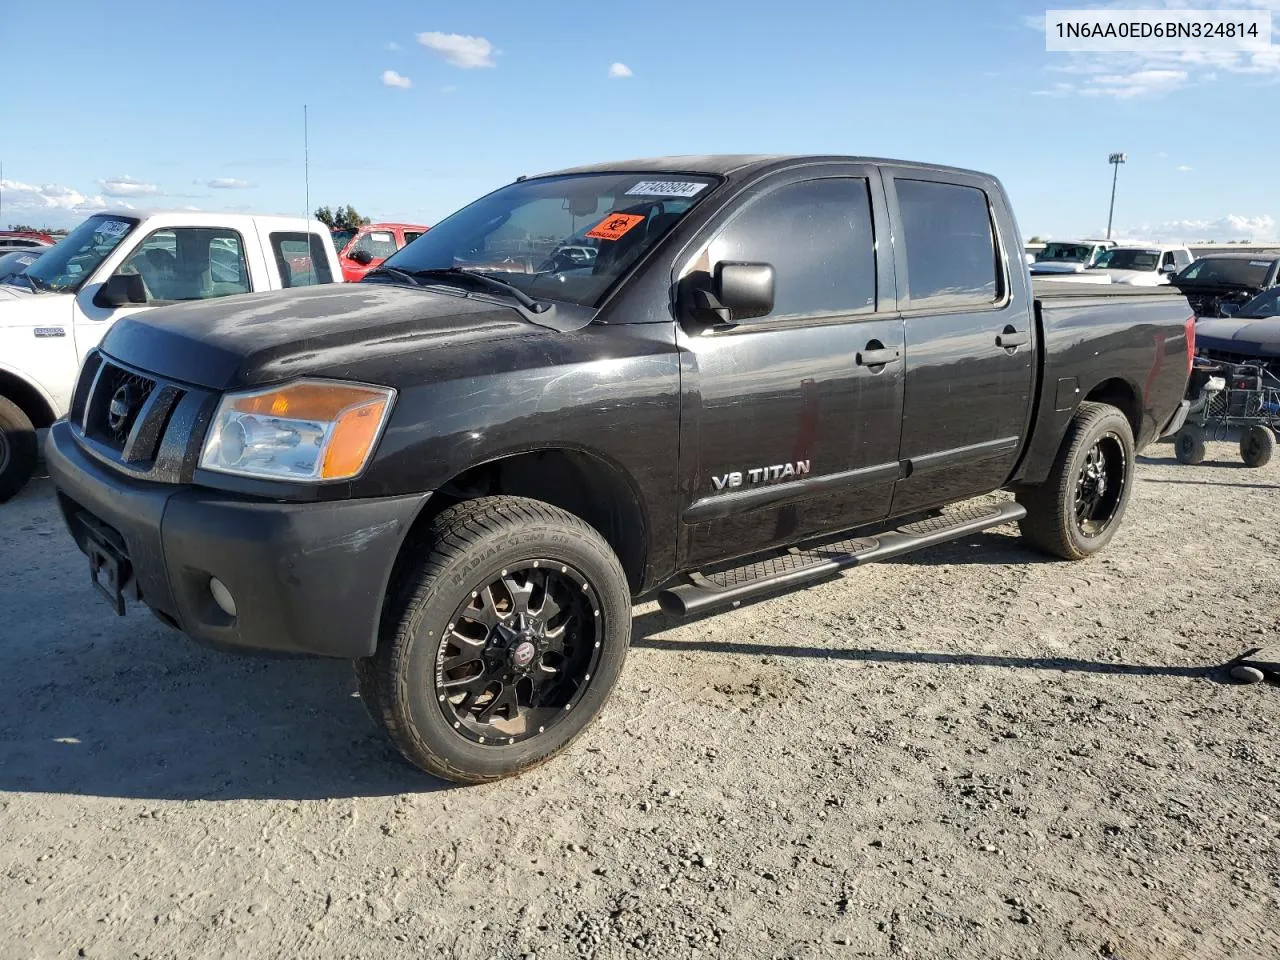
[0,211,340,499]
[1033,243,1193,286]
[40,154,1195,783]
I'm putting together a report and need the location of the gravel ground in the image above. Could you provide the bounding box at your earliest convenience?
[1,442,1278,960]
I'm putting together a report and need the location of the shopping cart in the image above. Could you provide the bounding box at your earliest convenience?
[1173,357,1280,467]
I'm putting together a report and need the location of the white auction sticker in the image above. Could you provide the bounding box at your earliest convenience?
[625,181,708,199]
[94,220,130,237]
[1046,9,1271,52]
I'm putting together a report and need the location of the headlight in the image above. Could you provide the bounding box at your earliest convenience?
[199,379,395,481]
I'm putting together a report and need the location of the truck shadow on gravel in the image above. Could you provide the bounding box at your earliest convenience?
[0,626,452,802]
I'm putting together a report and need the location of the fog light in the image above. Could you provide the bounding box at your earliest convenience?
[209,577,237,618]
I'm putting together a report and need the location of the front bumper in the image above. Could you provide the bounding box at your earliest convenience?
[45,419,427,658]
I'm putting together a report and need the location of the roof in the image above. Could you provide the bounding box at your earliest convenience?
[535,154,990,180]
[1189,251,1280,260]
[93,208,328,230]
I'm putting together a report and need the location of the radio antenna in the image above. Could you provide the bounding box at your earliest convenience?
[303,105,311,225]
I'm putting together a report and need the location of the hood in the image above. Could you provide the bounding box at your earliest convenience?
[1090,269,1166,286]
[0,287,72,324]
[1029,261,1087,274]
[100,283,591,391]
[1195,316,1280,358]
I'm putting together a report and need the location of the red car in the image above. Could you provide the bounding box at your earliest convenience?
[0,230,57,253]
[334,222,430,282]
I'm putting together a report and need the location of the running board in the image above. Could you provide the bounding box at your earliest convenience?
[657,501,1027,617]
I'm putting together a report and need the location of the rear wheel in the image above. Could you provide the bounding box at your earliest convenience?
[1240,425,1275,468]
[1173,427,1206,465]
[0,396,38,503]
[358,496,632,783]
[1017,402,1135,560]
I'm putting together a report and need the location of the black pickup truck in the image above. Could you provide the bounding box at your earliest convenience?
[45,155,1194,783]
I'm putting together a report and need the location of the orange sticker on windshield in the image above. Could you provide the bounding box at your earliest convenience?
[585,212,645,241]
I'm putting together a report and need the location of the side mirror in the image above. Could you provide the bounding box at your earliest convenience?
[1161,263,1178,274]
[692,261,775,323]
[95,273,148,308]
[1219,302,1241,317]
[349,249,373,266]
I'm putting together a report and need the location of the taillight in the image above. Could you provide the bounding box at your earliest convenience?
[1185,314,1195,373]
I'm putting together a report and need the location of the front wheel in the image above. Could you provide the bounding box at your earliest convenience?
[1017,402,1136,560]
[358,496,632,784]
[1240,425,1275,468]
[0,396,38,503]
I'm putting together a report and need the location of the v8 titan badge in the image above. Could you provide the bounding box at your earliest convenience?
[585,212,645,241]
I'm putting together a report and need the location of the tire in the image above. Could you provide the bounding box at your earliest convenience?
[1239,425,1275,468]
[1173,427,1206,465]
[0,396,38,503]
[358,496,632,784]
[1017,401,1136,561]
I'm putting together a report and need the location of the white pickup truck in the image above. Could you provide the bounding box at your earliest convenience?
[0,210,342,500]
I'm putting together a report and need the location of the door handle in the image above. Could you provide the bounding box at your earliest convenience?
[856,347,901,366]
[996,328,1030,349]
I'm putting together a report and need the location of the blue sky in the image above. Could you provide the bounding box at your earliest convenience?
[3,0,1278,240]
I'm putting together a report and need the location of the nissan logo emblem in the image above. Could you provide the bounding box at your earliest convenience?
[106,384,137,433]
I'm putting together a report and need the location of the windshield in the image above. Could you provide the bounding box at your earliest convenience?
[17,214,138,292]
[379,172,720,308]
[0,250,44,282]
[1036,242,1093,262]
[1177,257,1275,287]
[1092,249,1159,271]
[1240,287,1280,318]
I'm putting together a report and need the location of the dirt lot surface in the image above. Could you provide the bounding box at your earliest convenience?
[1,443,1278,960]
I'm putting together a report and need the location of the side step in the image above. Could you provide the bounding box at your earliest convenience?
[657,501,1027,617]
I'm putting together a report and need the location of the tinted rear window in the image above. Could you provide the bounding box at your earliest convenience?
[896,179,999,308]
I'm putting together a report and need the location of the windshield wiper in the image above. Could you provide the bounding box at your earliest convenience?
[408,267,549,314]
[364,265,423,287]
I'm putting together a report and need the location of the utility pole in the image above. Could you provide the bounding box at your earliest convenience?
[1106,152,1126,240]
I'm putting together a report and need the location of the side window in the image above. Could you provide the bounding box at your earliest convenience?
[270,232,335,287]
[1161,251,1175,269]
[896,179,999,309]
[703,178,877,319]
[118,228,250,302]
[403,231,425,245]
[350,229,398,260]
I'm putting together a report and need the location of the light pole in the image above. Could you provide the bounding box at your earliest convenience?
[1106,152,1126,240]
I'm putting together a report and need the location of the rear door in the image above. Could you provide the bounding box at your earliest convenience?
[881,170,1035,515]
[675,165,905,566]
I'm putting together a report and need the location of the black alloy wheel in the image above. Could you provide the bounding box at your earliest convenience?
[1074,434,1126,538]
[437,561,602,745]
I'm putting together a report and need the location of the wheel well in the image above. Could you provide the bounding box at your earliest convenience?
[0,370,56,429]
[1084,378,1141,439]
[398,450,649,594]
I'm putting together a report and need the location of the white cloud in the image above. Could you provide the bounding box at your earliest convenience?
[1126,214,1277,242]
[416,31,496,68]
[1027,1,1280,98]
[1,178,108,213]
[1077,68,1188,99]
[387,41,401,52]
[98,175,159,197]
[381,69,412,89]
[206,178,255,189]
[440,84,459,94]
[1176,165,1193,172]
[608,62,633,79]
